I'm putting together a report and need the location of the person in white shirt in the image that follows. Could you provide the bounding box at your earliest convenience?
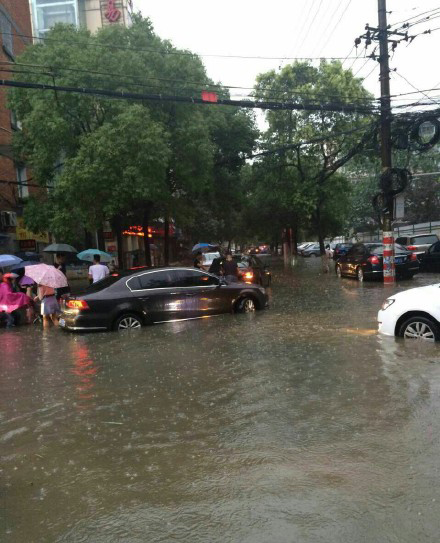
[88,254,110,284]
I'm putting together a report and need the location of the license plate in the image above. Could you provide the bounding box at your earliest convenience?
[59,318,66,328]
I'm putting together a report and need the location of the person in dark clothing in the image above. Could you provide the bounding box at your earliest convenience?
[194,252,203,269]
[208,255,224,275]
[54,253,70,301]
[222,253,238,283]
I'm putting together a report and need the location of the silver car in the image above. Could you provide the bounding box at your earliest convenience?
[395,234,439,258]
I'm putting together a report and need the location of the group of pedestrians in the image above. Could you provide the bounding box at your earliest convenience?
[0,252,110,330]
[194,251,239,282]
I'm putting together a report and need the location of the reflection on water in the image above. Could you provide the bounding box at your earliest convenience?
[1,259,440,542]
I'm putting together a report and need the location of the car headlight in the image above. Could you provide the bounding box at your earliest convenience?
[381,298,395,311]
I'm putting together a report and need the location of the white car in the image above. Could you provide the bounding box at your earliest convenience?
[378,283,440,341]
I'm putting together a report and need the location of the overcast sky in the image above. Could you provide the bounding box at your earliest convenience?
[134,0,439,111]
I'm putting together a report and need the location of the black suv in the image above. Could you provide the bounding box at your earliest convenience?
[59,267,268,332]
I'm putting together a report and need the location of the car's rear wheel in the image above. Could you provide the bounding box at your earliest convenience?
[236,296,256,313]
[356,267,364,282]
[114,313,142,331]
[336,264,342,278]
[398,316,440,342]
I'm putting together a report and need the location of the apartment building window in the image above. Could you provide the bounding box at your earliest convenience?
[16,165,29,199]
[0,11,13,58]
[32,0,79,37]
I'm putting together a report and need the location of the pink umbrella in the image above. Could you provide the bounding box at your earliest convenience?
[24,264,68,288]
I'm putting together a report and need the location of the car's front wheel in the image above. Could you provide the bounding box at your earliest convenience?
[114,313,142,331]
[398,315,440,342]
[236,296,256,313]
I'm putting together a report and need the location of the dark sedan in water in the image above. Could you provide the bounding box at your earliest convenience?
[233,254,272,287]
[335,242,419,281]
[420,240,440,272]
[59,267,268,331]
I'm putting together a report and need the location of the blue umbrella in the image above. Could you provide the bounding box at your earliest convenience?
[192,243,218,253]
[10,260,41,271]
[0,254,23,268]
[77,249,112,263]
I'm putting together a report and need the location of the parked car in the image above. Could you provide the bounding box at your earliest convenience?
[420,240,440,272]
[298,242,316,256]
[395,233,439,259]
[335,242,419,281]
[202,251,220,271]
[233,254,272,287]
[378,283,440,341]
[332,242,354,260]
[59,267,268,332]
[302,243,321,257]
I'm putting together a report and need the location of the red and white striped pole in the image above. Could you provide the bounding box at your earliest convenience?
[383,230,395,284]
[378,0,395,285]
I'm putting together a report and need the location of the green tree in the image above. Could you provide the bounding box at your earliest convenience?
[254,60,375,253]
[9,17,243,263]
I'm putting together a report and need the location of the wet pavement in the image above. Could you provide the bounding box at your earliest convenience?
[1,258,440,543]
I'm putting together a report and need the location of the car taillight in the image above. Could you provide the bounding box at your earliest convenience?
[368,255,380,265]
[407,245,417,251]
[67,299,90,310]
[410,253,418,261]
[244,272,254,280]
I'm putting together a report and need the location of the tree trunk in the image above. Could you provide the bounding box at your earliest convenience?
[97,228,105,251]
[84,229,93,248]
[291,225,298,256]
[164,215,170,266]
[283,227,291,265]
[316,205,325,255]
[143,206,152,267]
[111,216,124,270]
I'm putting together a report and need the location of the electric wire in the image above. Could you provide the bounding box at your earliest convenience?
[316,0,353,58]
[1,31,363,61]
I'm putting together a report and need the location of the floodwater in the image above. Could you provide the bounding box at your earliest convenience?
[1,259,440,543]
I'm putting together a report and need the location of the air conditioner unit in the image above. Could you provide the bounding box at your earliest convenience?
[0,211,17,227]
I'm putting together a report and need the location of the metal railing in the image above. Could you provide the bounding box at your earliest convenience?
[354,220,440,242]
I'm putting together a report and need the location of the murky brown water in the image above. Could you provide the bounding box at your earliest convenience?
[1,258,440,542]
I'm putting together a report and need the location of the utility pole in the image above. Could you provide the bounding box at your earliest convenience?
[378,0,395,285]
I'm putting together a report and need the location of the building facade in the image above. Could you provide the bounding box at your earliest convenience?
[29,0,133,36]
[0,1,48,254]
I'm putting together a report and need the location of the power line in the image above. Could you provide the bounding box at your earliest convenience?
[296,0,325,56]
[0,78,378,114]
[1,31,363,61]
[391,8,440,28]
[390,7,440,29]
[289,0,320,58]
[0,62,377,103]
[392,69,439,107]
[316,0,353,57]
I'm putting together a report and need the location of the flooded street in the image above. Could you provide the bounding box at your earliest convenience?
[2,259,440,542]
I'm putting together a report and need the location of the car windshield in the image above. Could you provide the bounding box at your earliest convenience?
[85,274,123,293]
[410,235,438,245]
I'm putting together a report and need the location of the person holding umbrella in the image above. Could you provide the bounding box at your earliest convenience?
[34,284,60,328]
[24,264,68,329]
